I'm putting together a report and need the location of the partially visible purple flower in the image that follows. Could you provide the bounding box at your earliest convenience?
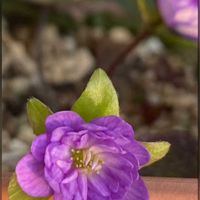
[16,111,150,200]
[157,0,198,40]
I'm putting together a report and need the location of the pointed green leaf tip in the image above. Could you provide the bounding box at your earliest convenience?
[72,68,119,122]
[8,174,49,200]
[27,98,53,135]
[142,141,171,166]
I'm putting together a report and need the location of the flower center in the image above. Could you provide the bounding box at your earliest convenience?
[71,148,104,174]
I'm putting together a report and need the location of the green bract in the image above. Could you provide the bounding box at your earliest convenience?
[8,174,48,200]
[72,68,119,122]
[142,141,171,166]
[26,98,53,135]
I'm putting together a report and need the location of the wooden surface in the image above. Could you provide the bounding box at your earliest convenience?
[2,175,198,200]
[144,177,198,200]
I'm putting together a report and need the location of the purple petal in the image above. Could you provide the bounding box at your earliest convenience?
[157,0,198,39]
[111,186,126,199]
[88,191,108,200]
[49,164,64,182]
[62,170,78,184]
[88,174,110,197]
[61,131,89,149]
[56,160,72,174]
[87,131,114,141]
[51,127,73,142]
[100,152,138,188]
[54,193,84,200]
[99,166,119,193]
[44,143,55,168]
[106,166,133,187]
[77,173,87,200]
[31,134,48,162]
[101,152,134,170]
[123,177,149,200]
[16,153,53,197]
[54,193,63,200]
[89,139,122,154]
[90,144,119,154]
[92,116,134,138]
[46,111,84,133]
[124,141,150,167]
[61,174,78,199]
[78,133,89,148]
[45,143,71,168]
[44,143,71,168]
[74,192,82,200]
[50,144,70,160]
[80,123,107,131]
[44,167,62,193]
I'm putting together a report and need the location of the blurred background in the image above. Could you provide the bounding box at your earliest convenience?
[2,0,198,178]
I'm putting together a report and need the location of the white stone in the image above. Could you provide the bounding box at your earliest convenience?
[109,26,133,43]
[17,124,36,145]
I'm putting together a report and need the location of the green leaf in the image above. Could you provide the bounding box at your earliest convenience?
[8,174,49,200]
[72,68,119,122]
[27,98,53,135]
[142,141,171,166]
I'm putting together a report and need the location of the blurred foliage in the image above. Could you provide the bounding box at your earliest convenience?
[115,0,142,31]
[2,0,78,34]
[85,13,138,33]
[2,0,40,26]
[116,0,197,63]
[116,0,158,23]
[3,0,197,57]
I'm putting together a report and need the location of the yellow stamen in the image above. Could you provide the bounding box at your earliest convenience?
[70,148,104,174]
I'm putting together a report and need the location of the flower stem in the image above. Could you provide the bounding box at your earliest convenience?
[107,18,162,77]
[137,0,150,24]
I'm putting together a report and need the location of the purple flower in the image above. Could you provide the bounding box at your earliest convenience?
[16,111,150,200]
[157,0,198,40]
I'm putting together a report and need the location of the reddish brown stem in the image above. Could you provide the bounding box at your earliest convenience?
[107,20,161,77]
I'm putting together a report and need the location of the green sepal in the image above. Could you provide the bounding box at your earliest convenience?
[72,68,119,122]
[142,141,171,166]
[26,98,53,135]
[8,174,49,200]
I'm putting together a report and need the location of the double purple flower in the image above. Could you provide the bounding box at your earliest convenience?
[157,0,198,40]
[16,111,150,200]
